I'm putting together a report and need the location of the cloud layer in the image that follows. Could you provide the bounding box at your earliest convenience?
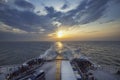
[0,0,120,41]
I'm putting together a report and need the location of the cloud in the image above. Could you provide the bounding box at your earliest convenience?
[0,0,119,32]
[61,4,68,10]
[61,0,70,10]
[14,0,35,11]
[45,6,62,18]
[0,0,8,3]
[56,0,109,26]
[0,0,114,32]
[45,7,55,15]
[0,0,118,32]
[0,2,54,33]
[0,0,120,41]
[0,23,27,33]
[52,21,62,27]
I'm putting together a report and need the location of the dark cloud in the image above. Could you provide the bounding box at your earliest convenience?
[45,6,62,18]
[87,30,99,33]
[14,0,35,10]
[56,0,109,26]
[45,7,55,18]
[0,0,112,34]
[0,0,115,32]
[61,0,70,10]
[114,0,120,3]
[0,2,54,32]
[0,0,7,3]
[80,0,109,23]
[0,0,119,41]
[61,3,69,10]
[36,11,40,13]
[45,7,55,14]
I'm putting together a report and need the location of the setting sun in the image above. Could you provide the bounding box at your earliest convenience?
[57,31,63,38]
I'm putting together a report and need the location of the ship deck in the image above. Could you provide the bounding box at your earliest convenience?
[0,55,79,80]
[0,57,120,80]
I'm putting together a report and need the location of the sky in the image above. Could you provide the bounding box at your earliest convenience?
[0,0,120,41]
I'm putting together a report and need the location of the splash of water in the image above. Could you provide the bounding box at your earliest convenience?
[40,42,81,60]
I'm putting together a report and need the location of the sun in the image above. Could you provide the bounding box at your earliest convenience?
[57,30,63,38]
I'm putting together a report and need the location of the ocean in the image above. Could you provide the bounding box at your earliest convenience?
[0,41,120,70]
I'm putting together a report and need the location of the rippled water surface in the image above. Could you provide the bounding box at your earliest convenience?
[0,41,120,69]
